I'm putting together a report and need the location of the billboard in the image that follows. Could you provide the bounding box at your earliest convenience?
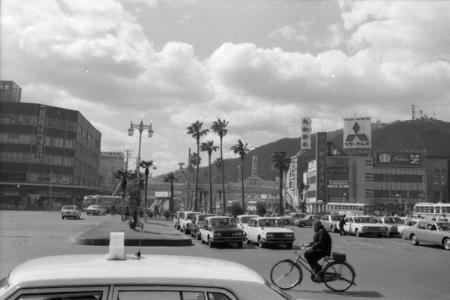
[374,152,423,167]
[301,117,312,150]
[343,117,371,149]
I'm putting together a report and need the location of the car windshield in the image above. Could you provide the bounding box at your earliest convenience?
[186,213,196,220]
[240,216,255,223]
[331,215,343,221]
[211,218,236,227]
[437,222,450,231]
[384,217,402,224]
[354,217,379,223]
[62,206,76,210]
[258,219,280,227]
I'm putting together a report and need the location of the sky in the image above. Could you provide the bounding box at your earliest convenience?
[1,0,450,175]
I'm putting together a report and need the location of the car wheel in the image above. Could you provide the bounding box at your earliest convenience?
[208,238,214,248]
[201,237,205,244]
[355,229,360,237]
[411,234,419,246]
[258,236,265,248]
[196,233,201,240]
[298,223,305,228]
[443,238,450,250]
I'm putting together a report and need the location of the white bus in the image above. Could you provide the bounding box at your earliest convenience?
[82,195,123,212]
[326,202,374,216]
[412,202,450,218]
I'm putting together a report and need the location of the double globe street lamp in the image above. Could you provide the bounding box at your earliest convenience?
[128,120,154,223]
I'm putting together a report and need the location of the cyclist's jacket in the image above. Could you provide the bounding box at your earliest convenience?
[311,224,332,255]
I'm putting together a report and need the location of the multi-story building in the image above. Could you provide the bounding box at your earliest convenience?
[0,101,105,210]
[0,80,22,103]
[99,151,124,192]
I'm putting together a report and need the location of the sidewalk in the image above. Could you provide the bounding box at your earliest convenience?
[75,217,192,247]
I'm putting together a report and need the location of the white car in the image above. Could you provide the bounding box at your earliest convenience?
[85,204,107,215]
[378,216,403,236]
[343,216,388,237]
[199,216,245,248]
[179,211,202,234]
[0,239,293,300]
[320,214,344,233]
[60,205,81,219]
[236,214,258,230]
[244,217,295,248]
[398,218,420,238]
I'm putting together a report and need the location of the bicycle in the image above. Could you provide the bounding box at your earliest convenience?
[270,244,356,292]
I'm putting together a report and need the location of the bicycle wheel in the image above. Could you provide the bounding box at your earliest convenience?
[270,259,303,290]
[322,261,355,292]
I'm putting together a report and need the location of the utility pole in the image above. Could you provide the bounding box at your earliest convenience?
[124,149,132,171]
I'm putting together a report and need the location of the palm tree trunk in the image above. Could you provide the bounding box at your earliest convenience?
[220,136,226,214]
[170,181,174,214]
[279,168,284,216]
[208,154,213,213]
[241,160,245,213]
[195,140,199,211]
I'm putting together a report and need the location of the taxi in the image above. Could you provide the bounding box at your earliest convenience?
[0,234,293,300]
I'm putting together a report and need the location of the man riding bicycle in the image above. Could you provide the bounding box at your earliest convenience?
[304,221,332,280]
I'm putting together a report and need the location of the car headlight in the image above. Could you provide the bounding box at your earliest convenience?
[214,232,222,237]
[284,233,294,238]
[232,231,243,236]
[266,233,274,238]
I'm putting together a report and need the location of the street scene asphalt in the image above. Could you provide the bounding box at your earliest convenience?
[75,216,192,246]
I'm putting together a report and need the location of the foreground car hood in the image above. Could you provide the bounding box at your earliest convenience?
[261,227,293,233]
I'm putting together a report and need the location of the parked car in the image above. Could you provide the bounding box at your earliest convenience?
[278,212,308,225]
[199,216,245,248]
[399,218,420,238]
[244,217,295,248]
[236,214,258,230]
[0,244,293,300]
[85,204,107,216]
[173,210,187,229]
[190,213,216,239]
[403,219,450,250]
[378,216,403,236]
[343,216,388,237]
[179,211,202,234]
[320,214,344,232]
[294,214,320,227]
[61,205,81,219]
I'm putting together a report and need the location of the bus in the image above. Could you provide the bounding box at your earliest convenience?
[82,195,123,212]
[326,202,374,216]
[412,202,450,219]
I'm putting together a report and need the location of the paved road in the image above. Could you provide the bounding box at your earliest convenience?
[1,211,449,300]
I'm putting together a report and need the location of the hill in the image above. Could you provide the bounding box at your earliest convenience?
[157,118,450,183]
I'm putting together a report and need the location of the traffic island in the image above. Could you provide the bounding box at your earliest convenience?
[75,218,192,246]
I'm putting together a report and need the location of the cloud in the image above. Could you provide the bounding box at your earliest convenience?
[269,22,309,42]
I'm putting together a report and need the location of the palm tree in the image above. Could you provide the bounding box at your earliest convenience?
[211,118,229,213]
[113,169,140,229]
[272,152,291,216]
[139,160,156,220]
[164,172,176,215]
[231,139,249,213]
[201,140,218,213]
[187,121,209,211]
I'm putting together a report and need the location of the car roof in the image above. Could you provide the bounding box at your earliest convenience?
[7,254,265,287]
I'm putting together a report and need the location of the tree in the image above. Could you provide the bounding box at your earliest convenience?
[231,139,249,213]
[211,118,228,214]
[163,172,176,214]
[187,121,209,211]
[139,160,156,214]
[201,140,218,213]
[272,152,291,216]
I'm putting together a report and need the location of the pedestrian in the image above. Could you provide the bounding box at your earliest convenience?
[339,215,346,236]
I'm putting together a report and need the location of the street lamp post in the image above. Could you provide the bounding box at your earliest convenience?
[128,120,153,224]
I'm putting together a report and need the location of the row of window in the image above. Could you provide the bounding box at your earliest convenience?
[0,152,74,166]
[0,113,78,130]
[0,133,76,149]
[372,174,424,183]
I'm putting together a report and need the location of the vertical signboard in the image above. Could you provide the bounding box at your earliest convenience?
[35,105,46,161]
[343,117,372,149]
[301,117,312,150]
[316,132,327,201]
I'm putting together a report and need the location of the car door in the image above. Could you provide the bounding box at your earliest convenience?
[246,219,257,242]
[415,221,428,241]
